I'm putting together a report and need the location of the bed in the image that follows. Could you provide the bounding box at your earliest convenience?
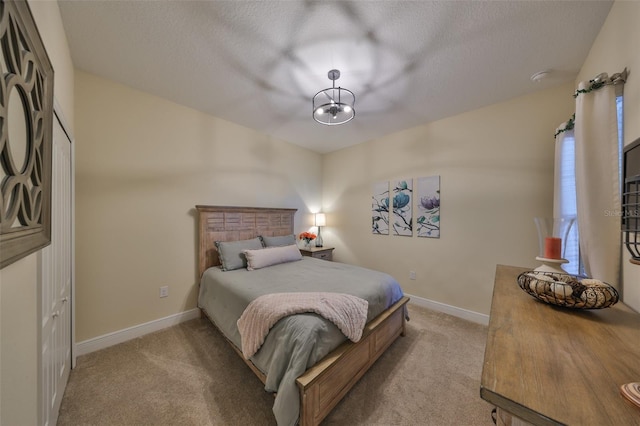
[196,205,409,426]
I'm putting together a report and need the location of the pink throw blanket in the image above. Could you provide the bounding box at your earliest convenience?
[237,292,369,359]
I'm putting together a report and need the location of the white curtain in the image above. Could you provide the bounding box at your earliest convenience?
[554,126,580,275]
[574,83,621,286]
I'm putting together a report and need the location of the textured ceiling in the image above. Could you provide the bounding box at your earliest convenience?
[58,1,613,154]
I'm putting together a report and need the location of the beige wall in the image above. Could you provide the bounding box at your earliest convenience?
[577,1,640,311]
[27,0,75,130]
[0,1,74,424]
[74,71,322,341]
[0,256,39,426]
[323,83,575,315]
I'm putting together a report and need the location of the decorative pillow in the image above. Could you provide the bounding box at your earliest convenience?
[259,234,296,247]
[243,244,302,271]
[215,238,264,271]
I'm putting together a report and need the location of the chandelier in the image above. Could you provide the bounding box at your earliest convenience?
[312,69,356,125]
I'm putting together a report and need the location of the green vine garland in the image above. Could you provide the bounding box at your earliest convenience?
[554,113,575,139]
[555,69,626,139]
[573,79,606,98]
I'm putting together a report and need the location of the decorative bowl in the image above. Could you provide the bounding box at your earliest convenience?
[517,271,619,309]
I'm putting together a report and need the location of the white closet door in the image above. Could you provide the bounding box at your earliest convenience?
[40,115,72,426]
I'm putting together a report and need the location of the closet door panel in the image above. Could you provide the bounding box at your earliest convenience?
[40,117,71,426]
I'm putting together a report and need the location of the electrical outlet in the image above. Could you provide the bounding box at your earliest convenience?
[159,286,169,298]
[409,271,416,280]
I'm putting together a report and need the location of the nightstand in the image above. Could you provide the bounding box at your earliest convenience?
[299,247,334,261]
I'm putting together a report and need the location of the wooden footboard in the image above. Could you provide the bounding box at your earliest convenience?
[295,296,409,426]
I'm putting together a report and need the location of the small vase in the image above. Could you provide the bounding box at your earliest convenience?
[304,240,312,249]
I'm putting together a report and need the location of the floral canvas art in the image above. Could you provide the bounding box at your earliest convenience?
[417,176,440,238]
[392,179,412,236]
[372,181,389,235]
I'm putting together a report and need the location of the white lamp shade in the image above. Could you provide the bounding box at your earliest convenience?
[315,213,326,227]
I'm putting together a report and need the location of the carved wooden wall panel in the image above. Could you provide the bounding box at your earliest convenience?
[0,0,54,268]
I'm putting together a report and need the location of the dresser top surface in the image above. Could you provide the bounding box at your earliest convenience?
[481,265,640,425]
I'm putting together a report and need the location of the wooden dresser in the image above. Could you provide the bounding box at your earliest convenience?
[481,265,640,425]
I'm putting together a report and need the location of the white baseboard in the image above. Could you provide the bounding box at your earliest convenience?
[75,298,486,357]
[406,293,489,326]
[75,308,201,357]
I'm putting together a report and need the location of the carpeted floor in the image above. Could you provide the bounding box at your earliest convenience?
[58,304,495,425]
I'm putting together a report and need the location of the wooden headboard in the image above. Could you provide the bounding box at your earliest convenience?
[196,205,297,277]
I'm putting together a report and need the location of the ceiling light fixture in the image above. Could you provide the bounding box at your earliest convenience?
[313,69,355,126]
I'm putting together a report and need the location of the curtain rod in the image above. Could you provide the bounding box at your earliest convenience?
[591,67,627,86]
[574,68,628,98]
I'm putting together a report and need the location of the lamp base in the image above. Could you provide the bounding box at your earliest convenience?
[534,256,569,274]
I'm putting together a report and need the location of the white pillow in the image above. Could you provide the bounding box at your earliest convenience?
[243,244,302,271]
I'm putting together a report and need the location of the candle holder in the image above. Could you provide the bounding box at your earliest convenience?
[533,217,575,274]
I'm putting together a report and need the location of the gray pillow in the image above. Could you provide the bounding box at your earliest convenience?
[215,238,264,271]
[259,234,296,247]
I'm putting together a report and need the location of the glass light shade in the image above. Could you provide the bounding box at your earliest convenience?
[534,217,575,259]
[315,213,326,227]
[312,69,356,126]
[312,89,355,125]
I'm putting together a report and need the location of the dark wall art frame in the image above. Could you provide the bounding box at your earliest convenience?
[0,0,54,269]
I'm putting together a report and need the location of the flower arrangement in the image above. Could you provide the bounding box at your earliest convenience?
[299,232,316,245]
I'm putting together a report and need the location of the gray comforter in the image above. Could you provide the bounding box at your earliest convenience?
[198,257,405,426]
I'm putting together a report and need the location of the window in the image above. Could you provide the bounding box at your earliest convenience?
[556,129,581,275]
